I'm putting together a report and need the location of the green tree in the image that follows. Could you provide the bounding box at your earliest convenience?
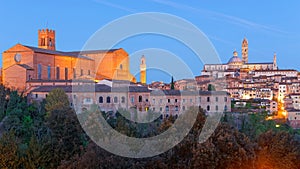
[45,88,70,113]
[208,84,216,91]
[170,76,175,90]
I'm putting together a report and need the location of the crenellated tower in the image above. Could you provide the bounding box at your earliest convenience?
[140,55,146,84]
[38,29,56,50]
[242,37,248,64]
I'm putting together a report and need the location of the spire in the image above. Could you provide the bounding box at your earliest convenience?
[140,55,146,84]
[273,52,278,70]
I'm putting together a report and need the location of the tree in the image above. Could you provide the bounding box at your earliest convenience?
[208,84,216,91]
[45,88,70,113]
[256,131,300,169]
[170,76,175,90]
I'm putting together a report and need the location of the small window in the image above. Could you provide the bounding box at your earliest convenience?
[175,99,178,103]
[73,68,76,78]
[80,69,83,76]
[216,97,218,102]
[139,95,143,102]
[207,105,210,111]
[131,96,135,103]
[216,105,218,111]
[121,96,125,103]
[120,64,123,70]
[166,106,169,112]
[35,94,38,98]
[190,99,193,103]
[182,106,186,111]
[207,97,210,102]
[168,99,170,103]
[88,70,91,75]
[106,96,111,103]
[114,97,118,103]
[99,96,103,103]
[175,106,179,111]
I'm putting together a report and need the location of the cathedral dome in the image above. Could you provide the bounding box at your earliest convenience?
[228,50,243,64]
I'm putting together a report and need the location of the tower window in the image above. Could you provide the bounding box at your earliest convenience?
[120,64,123,70]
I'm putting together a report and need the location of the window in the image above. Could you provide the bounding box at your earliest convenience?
[207,97,210,102]
[73,68,76,79]
[153,99,155,104]
[182,106,186,111]
[106,96,111,103]
[80,69,83,76]
[207,105,210,111]
[131,96,135,103]
[224,97,228,102]
[190,99,193,103]
[56,67,60,79]
[38,64,42,79]
[175,99,178,103]
[168,99,170,103]
[199,97,201,103]
[114,97,118,103]
[88,70,91,76]
[166,106,169,112]
[216,105,218,111]
[216,97,219,102]
[121,96,125,103]
[183,99,186,103]
[65,68,68,80]
[120,64,123,70]
[160,99,162,103]
[160,107,163,111]
[175,106,179,111]
[47,65,51,79]
[35,94,38,98]
[224,105,228,111]
[145,98,148,102]
[139,95,143,102]
[99,96,103,103]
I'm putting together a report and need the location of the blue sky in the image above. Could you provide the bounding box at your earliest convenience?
[1,0,300,83]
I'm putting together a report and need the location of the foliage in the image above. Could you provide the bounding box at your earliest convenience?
[208,84,216,91]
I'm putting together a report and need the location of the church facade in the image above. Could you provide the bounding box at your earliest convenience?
[202,38,278,78]
[2,29,136,91]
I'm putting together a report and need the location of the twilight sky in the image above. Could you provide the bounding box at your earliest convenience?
[1,0,299,83]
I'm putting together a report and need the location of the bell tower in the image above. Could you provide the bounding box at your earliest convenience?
[38,29,56,50]
[242,37,248,64]
[140,55,146,84]
[273,52,278,70]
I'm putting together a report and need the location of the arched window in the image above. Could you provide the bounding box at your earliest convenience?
[121,96,125,103]
[175,106,179,112]
[99,96,103,103]
[207,105,210,111]
[216,105,219,111]
[166,106,169,112]
[37,64,42,79]
[114,97,118,103]
[139,95,142,102]
[106,96,111,103]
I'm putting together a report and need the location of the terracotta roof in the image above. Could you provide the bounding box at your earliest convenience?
[24,45,93,60]
[17,64,34,70]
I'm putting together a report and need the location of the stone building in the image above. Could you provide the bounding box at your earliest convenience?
[2,29,136,91]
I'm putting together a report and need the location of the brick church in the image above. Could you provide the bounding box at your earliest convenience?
[2,29,136,91]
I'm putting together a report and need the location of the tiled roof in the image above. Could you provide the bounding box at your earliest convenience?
[66,49,119,55]
[17,64,34,70]
[24,45,93,60]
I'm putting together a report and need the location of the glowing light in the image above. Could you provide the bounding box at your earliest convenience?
[282,111,287,117]
[275,124,280,128]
